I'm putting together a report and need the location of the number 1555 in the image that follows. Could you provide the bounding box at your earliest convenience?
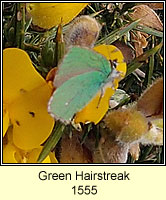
[72,185,97,195]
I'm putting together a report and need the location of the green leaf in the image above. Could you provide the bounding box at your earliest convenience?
[134,24,163,38]
[126,42,163,76]
[96,19,140,45]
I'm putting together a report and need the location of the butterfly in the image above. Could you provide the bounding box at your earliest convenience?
[48,45,126,124]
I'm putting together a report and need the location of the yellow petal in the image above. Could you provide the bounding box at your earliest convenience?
[3,48,54,150]
[3,143,18,163]
[3,127,20,163]
[74,45,126,124]
[74,87,115,124]
[6,125,14,144]
[48,152,58,163]
[3,48,49,105]
[27,3,89,29]
[8,84,54,150]
[27,147,51,163]
[3,106,9,137]
[93,44,127,78]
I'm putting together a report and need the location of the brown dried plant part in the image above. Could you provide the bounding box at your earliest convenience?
[46,67,58,93]
[129,5,163,57]
[102,108,149,162]
[131,31,149,57]
[137,77,163,118]
[93,132,129,163]
[46,67,58,83]
[107,3,115,12]
[142,119,163,145]
[100,108,148,162]
[98,78,163,162]
[129,143,140,161]
[135,77,163,146]
[140,3,163,10]
[59,133,92,163]
[129,5,163,31]
[113,41,135,64]
[104,108,149,143]
[64,15,101,48]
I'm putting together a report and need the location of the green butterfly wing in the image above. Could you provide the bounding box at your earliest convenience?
[48,71,106,123]
[54,46,111,87]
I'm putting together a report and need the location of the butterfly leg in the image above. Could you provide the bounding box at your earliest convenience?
[96,87,104,109]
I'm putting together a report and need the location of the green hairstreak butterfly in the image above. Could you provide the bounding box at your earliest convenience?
[48,46,124,124]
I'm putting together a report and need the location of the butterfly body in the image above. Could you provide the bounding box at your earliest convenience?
[48,46,125,124]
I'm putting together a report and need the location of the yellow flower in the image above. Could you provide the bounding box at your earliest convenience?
[3,107,9,137]
[26,3,89,29]
[3,48,54,152]
[3,126,58,163]
[74,44,127,124]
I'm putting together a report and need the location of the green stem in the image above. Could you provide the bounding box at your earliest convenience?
[37,121,65,163]
[24,43,41,53]
[138,145,153,162]
[54,23,65,66]
[16,3,25,49]
[147,37,155,86]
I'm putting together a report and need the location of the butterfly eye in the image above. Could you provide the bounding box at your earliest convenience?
[110,59,118,69]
